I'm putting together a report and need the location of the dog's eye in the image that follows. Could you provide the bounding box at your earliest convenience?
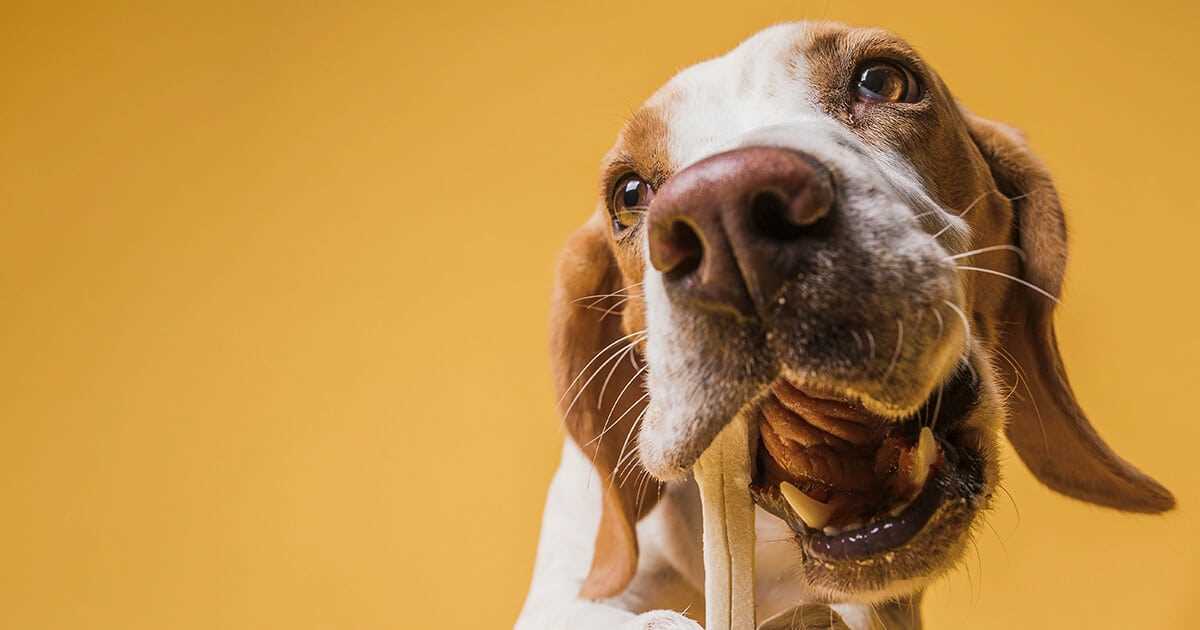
[854,62,920,103]
[610,175,654,231]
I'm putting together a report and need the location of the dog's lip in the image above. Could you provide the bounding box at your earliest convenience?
[804,464,945,560]
[779,374,925,422]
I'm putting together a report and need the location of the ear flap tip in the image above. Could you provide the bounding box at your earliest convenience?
[1028,457,1176,515]
[1124,481,1176,514]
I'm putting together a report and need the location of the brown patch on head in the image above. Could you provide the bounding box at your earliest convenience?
[620,105,673,187]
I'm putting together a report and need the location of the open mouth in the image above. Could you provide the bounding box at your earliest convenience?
[750,362,982,560]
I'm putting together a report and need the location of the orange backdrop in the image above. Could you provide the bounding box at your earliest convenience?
[2,1,1197,628]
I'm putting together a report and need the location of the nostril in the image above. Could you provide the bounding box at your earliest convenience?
[750,183,831,242]
[751,190,806,241]
[649,218,704,278]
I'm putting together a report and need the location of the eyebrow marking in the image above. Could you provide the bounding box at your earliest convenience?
[613,104,672,188]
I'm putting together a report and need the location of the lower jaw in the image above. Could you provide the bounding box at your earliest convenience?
[782,440,990,606]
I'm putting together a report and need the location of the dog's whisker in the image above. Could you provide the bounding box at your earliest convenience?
[991,344,1026,390]
[931,189,990,240]
[981,514,1009,557]
[587,389,649,452]
[610,409,648,489]
[881,317,904,383]
[578,299,638,316]
[940,300,972,352]
[999,370,1021,404]
[574,283,645,310]
[616,427,642,472]
[557,329,646,404]
[617,442,645,488]
[850,329,863,353]
[943,244,1026,262]
[970,534,984,602]
[996,482,1022,530]
[955,265,1060,303]
[576,293,631,310]
[596,342,638,409]
[929,379,946,430]
[596,295,634,319]
[989,344,1024,404]
[561,332,647,419]
[620,454,645,488]
[992,342,1050,454]
[572,292,624,304]
[583,292,644,312]
[604,364,649,426]
[932,306,945,341]
[573,282,644,303]
[634,468,655,513]
[865,329,877,361]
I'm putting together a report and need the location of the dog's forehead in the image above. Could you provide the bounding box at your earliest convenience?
[641,24,815,170]
[632,22,898,170]
[616,22,928,176]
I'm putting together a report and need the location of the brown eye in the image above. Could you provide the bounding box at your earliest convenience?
[854,62,920,103]
[610,175,654,231]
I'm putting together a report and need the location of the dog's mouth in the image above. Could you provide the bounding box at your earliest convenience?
[750,362,983,561]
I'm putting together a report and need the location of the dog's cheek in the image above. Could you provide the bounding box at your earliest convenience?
[621,297,647,341]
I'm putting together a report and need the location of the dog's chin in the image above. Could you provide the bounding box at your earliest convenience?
[640,351,996,600]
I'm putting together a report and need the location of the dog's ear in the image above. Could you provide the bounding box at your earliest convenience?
[964,112,1174,513]
[549,210,655,598]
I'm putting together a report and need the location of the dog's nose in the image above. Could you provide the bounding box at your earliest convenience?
[647,147,834,317]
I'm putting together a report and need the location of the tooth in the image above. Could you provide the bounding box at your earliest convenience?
[822,525,841,536]
[844,520,863,531]
[780,481,835,530]
[911,426,938,490]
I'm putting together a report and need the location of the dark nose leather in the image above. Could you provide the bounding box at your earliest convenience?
[647,147,834,317]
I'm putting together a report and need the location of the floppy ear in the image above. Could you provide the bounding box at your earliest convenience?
[965,113,1174,513]
[550,210,656,598]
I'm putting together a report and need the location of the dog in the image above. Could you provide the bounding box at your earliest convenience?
[515,21,1173,630]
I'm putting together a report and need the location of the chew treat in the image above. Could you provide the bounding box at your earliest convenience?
[692,414,756,630]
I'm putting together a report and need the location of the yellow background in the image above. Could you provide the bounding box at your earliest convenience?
[2,2,1197,628]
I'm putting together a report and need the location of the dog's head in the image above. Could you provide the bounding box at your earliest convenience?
[550,22,1173,603]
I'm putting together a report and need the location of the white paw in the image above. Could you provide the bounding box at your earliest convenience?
[621,610,704,630]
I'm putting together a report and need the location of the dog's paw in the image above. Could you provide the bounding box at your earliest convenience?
[620,610,704,630]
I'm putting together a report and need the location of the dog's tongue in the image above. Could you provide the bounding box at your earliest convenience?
[693,414,756,630]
